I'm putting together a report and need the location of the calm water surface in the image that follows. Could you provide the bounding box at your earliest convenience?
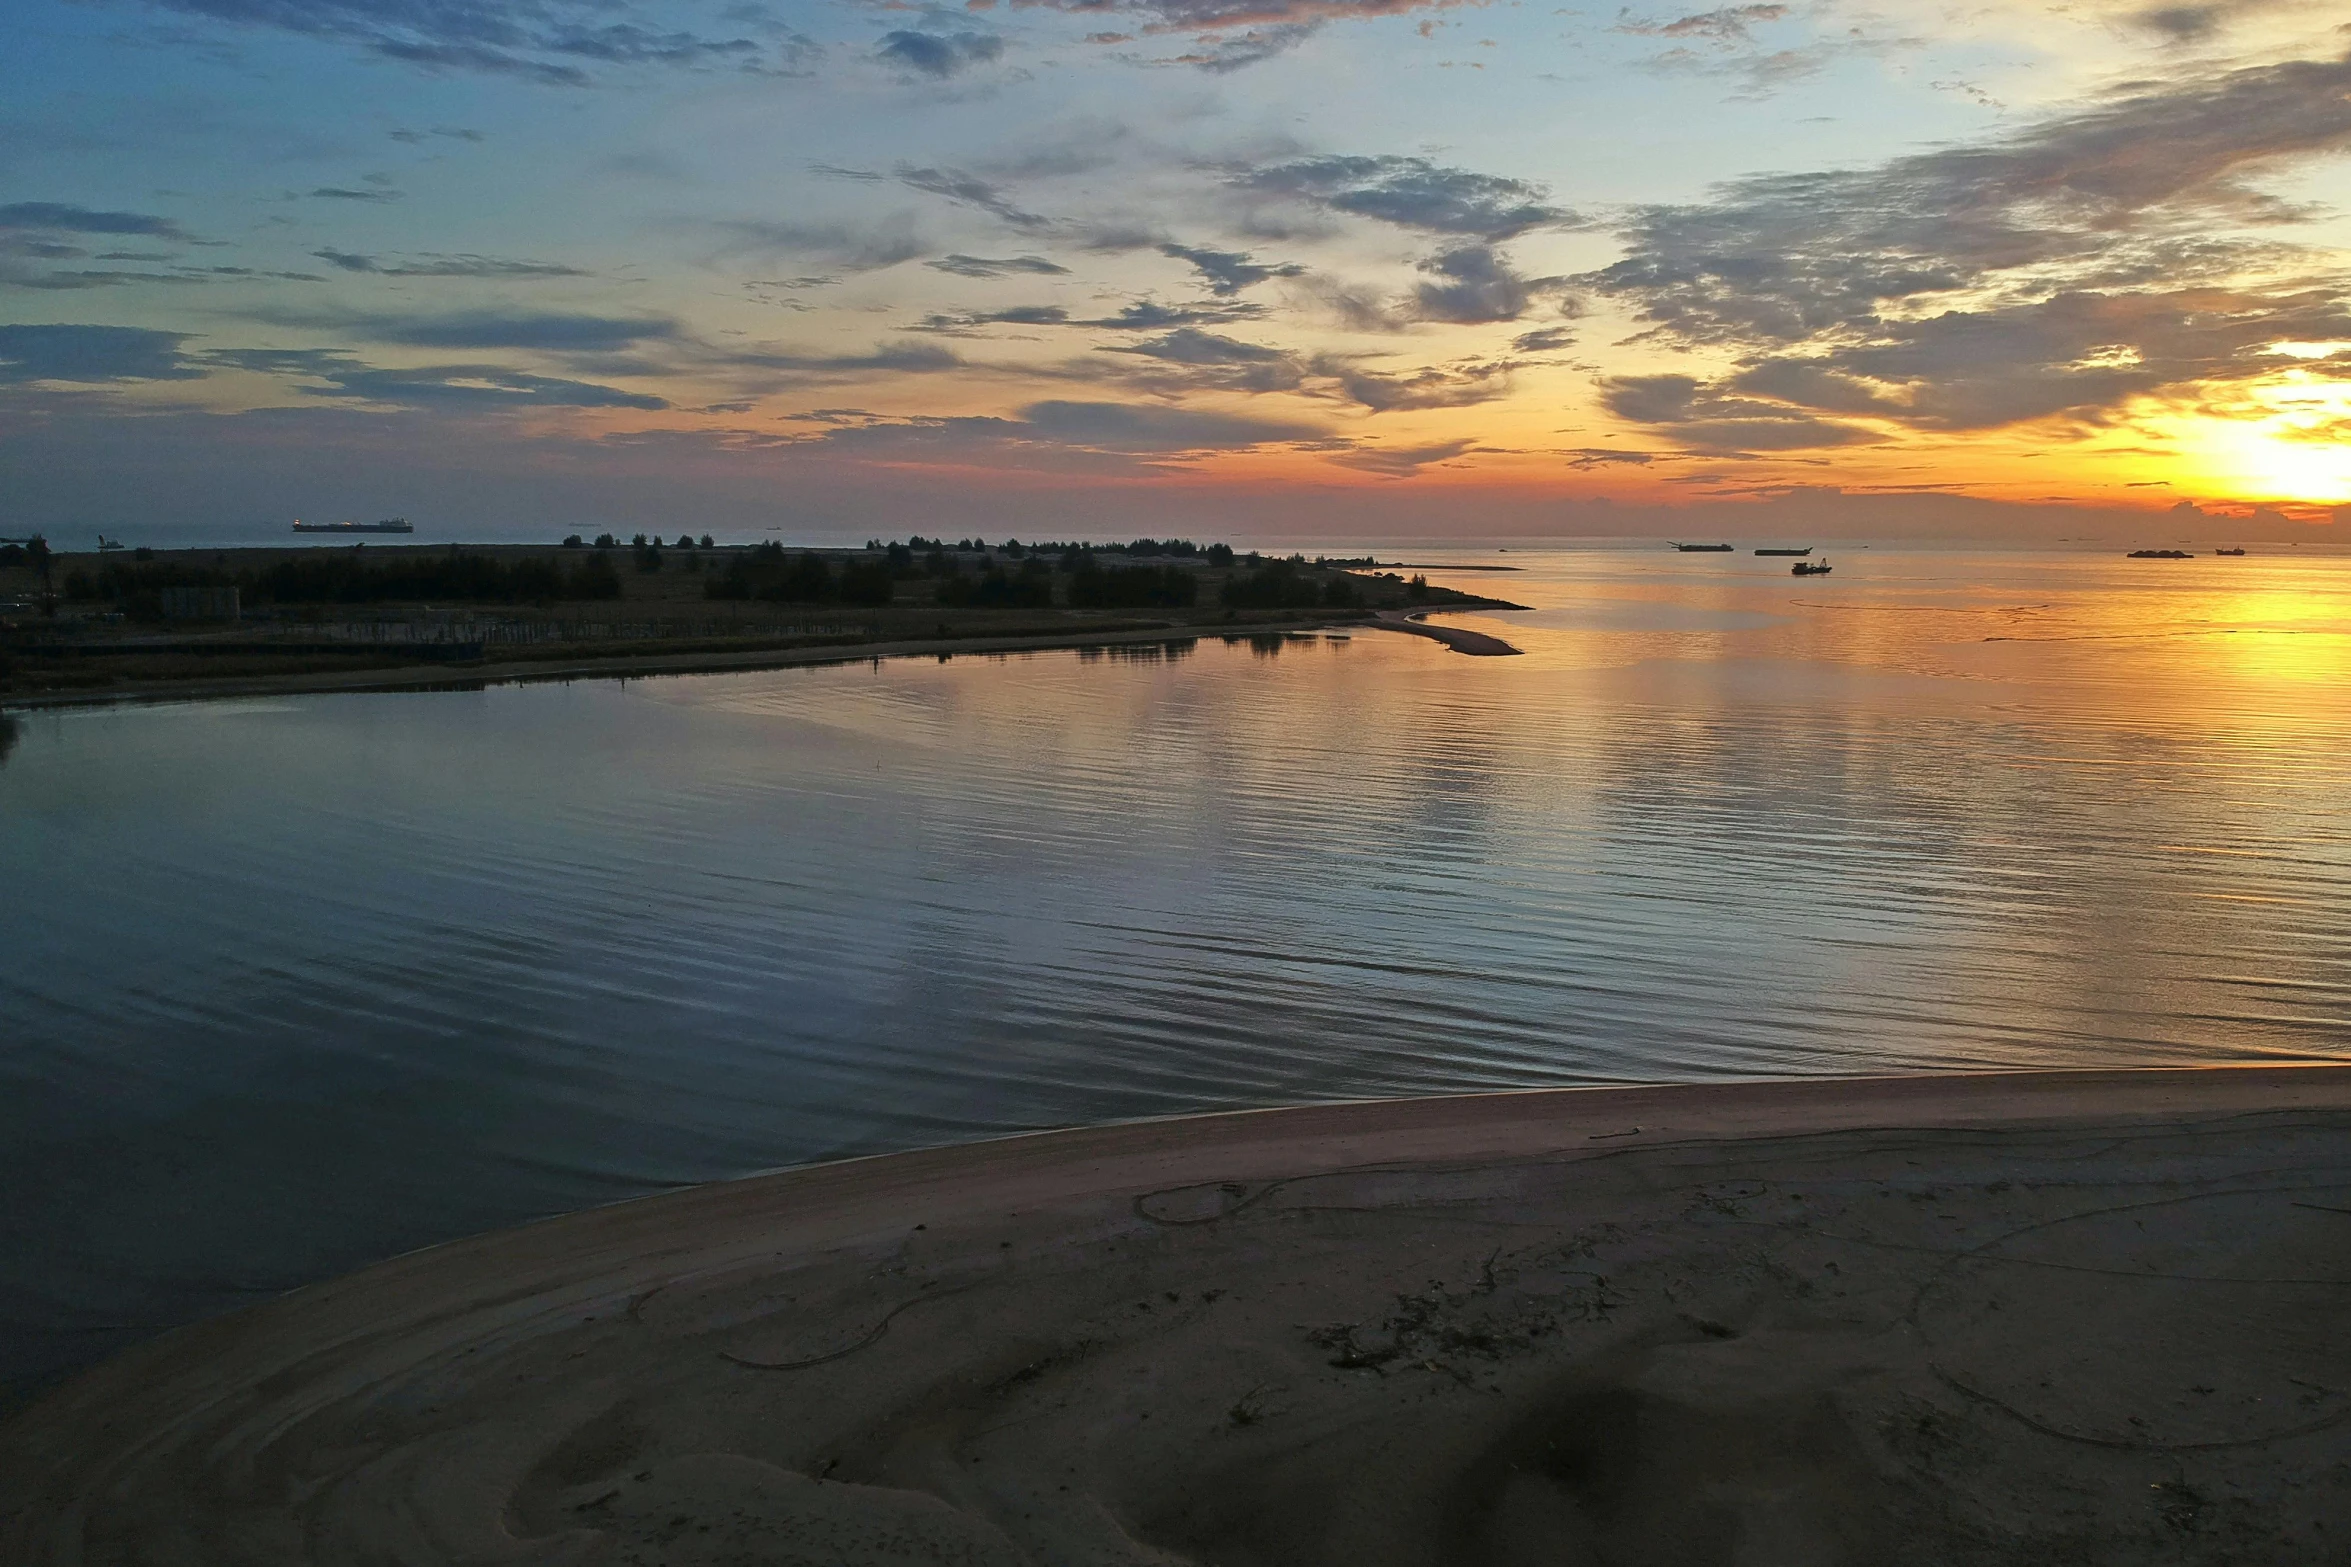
[4,544,2348,1400]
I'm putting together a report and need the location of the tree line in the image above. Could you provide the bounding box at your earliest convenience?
[63,551,624,608]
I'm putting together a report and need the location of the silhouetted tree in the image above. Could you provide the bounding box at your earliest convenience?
[1069,562,1196,609]
[1222,557,1321,609]
[838,561,896,606]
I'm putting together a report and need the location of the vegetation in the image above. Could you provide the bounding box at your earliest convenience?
[705,543,895,606]
[1213,554,1344,610]
[63,550,623,608]
[1068,561,1198,609]
[937,558,1055,609]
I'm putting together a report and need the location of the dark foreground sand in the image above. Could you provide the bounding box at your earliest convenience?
[6,1068,2351,1564]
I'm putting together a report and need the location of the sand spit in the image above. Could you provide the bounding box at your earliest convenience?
[1369,610,1523,656]
[6,1068,2350,1564]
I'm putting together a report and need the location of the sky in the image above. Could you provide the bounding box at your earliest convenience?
[4,0,2351,543]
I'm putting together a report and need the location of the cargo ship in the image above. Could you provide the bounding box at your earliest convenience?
[293,517,412,534]
[1672,542,1734,552]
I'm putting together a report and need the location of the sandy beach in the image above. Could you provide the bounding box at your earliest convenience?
[6,1067,2349,1563]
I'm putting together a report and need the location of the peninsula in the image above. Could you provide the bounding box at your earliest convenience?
[0,536,1526,709]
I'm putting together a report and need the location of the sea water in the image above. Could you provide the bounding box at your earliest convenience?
[3,543,2346,1400]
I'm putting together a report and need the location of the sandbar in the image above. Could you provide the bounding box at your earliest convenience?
[1370,610,1524,656]
[6,1067,2350,1563]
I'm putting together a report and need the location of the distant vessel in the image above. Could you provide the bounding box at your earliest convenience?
[1755,547,1812,556]
[2127,549,2193,559]
[293,517,412,534]
[1792,559,1833,576]
[1673,542,1734,552]
[2216,547,2246,556]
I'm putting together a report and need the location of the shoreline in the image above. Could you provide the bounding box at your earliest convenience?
[0,608,1517,714]
[7,1064,2348,1561]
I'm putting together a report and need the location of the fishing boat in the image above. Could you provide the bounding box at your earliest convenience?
[293,517,413,535]
[1672,542,1734,552]
[1792,559,1833,576]
[1755,547,1812,556]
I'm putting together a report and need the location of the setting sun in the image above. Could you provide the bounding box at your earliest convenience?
[2176,372,2351,507]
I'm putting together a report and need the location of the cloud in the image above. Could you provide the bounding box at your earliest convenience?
[207,346,668,408]
[1087,298,1269,330]
[3,262,325,288]
[309,186,402,202]
[0,203,193,242]
[799,398,1328,466]
[911,297,1268,334]
[895,166,1049,231]
[2121,1,2296,43]
[1614,4,1912,94]
[925,252,1069,278]
[1511,325,1577,352]
[1035,0,1474,55]
[3,271,210,290]
[1104,327,1306,391]
[875,29,1005,78]
[1412,244,1558,324]
[715,341,965,384]
[1098,329,1523,410]
[1016,398,1322,451]
[1112,327,1289,365]
[908,304,1074,334]
[1615,4,1787,42]
[1153,23,1322,70]
[282,310,681,352]
[1327,437,1479,476]
[714,218,929,272]
[1561,447,1657,468]
[388,125,484,143]
[1322,354,1517,410]
[122,0,789,85]
[1587,45,2351,440]
[1233,154,1577,240]
[311,249,590,278]
[1601,373,1879,450]
[0,323,203,383]
[1159,241,1305,295]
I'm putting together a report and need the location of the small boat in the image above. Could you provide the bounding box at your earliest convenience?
[1755,547,1812,556]
[1673,542,1734,552]
[1792,559,1833,576]
[2126,549,2193,559]
[2216,547,2246,556]
[294,517,413,534]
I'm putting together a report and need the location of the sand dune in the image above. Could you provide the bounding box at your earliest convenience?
[6,1067,2350,1564]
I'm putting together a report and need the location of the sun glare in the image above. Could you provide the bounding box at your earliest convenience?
[2179,372,2351,505]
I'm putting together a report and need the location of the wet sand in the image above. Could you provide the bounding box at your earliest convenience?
[5,1067,2350,1564]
